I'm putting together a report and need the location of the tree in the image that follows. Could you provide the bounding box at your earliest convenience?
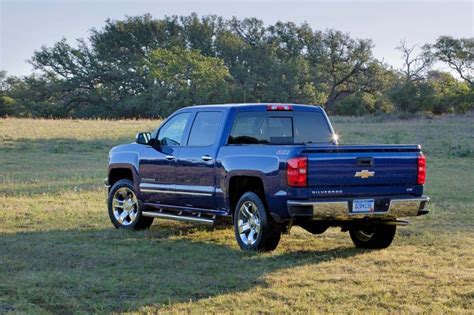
[0,71,15,117]
[389,40,435,114]
[6,13,469,118]
[146,48,230,116]
[25,14,386,117]
[180,13,223,55]
[426,71,473,114]
[396,40,432,82]
[301,29,375,111]
[428,36,474,85]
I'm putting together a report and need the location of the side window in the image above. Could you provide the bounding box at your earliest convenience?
[157,113,191,146]
[187,111,223,146]
[228,112,268,144]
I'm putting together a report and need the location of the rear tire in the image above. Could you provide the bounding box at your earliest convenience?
[234,192,281,252]
[349,224,396,249]
[108,179,154,230]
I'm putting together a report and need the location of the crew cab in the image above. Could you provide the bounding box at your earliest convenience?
[106,104,430,251]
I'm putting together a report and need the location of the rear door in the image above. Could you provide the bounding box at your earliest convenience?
[174,110,225,209]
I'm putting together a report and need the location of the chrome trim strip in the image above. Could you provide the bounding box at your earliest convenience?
[142,211,214,224]
[139,182,213,196]
[140,183,174,189]
[141,178,155,183]
[140,189,212,196]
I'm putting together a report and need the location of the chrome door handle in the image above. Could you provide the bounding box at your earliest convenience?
[165,155,175,160]
[201,155,213,161]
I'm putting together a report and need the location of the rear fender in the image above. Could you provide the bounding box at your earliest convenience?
[224,170,267,212]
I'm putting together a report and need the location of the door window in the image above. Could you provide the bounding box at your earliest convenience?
[187,111,223,146]
[228,112,268,144]
[157,113,191,146]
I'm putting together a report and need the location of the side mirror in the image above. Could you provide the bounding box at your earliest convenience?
[148,137,161,150]
[135,132,152,145]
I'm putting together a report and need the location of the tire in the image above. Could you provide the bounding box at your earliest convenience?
[233,192,281,252]
[349,224,396,249]
[108,179,154,230]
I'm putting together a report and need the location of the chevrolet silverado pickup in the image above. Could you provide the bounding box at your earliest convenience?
[106,104,430,251]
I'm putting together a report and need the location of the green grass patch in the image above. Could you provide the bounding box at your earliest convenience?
[0,116,473,313]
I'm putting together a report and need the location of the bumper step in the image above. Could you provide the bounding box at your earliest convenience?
[288,196,430,220]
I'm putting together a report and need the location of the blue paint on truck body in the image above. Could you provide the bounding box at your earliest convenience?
[108,104,425,222]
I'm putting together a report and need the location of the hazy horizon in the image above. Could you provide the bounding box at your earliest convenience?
[1,0,473,77]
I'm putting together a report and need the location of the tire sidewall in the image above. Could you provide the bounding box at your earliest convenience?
[108,179,144,229]
[349,224,396,249]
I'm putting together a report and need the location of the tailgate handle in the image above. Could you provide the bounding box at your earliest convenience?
[357,157,374,167]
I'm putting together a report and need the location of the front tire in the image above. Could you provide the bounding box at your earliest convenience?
[233,192,281,252]
[349,224,396,249]
[108,179,154,230]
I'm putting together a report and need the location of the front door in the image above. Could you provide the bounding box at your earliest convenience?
[139,112,191,205]
[174,110,225,209]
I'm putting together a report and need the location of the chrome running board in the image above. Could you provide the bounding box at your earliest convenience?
[142,211,214,224]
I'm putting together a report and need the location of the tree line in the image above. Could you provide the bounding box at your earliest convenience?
[0,13,472,118]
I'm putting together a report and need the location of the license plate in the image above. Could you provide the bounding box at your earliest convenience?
[352,199,375,212]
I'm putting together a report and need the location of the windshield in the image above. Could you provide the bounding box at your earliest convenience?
[228,111,333,145]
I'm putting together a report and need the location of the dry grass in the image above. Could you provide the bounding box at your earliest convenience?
[0,115,473,313]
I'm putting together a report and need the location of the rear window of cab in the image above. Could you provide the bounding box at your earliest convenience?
[228,111,333,145]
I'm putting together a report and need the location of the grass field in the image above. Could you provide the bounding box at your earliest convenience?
[1,115,473,313]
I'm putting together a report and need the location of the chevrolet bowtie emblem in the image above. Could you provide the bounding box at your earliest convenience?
[355,170,375,179]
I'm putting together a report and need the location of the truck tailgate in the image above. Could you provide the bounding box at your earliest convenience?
[303,145,421,187]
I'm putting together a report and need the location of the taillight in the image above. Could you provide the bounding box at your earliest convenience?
[267,104,293,111]
[287,156,307,187]
[417,155,426,185]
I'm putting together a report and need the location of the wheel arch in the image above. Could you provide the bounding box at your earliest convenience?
[108,164,140,191]
[228,175,267,218]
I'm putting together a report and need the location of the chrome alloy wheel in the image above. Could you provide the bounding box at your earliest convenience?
[112,187,139,226]
[237,201,261,246]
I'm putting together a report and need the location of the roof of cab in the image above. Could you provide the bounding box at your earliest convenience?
[180,103,323,111]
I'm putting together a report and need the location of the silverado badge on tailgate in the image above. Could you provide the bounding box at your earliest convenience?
[355,169,375,179]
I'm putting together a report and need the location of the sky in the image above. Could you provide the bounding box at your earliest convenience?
[1,0,473,77]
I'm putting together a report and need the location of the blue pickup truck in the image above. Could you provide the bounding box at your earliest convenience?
[106,103,429,251]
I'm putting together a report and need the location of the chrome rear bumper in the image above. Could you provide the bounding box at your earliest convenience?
[287,196,430,220]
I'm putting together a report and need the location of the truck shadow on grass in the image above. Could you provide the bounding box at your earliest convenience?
[0,223,364,313]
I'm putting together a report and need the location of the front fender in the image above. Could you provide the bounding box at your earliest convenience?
[108,144,142,191]
[109,150,140,172]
